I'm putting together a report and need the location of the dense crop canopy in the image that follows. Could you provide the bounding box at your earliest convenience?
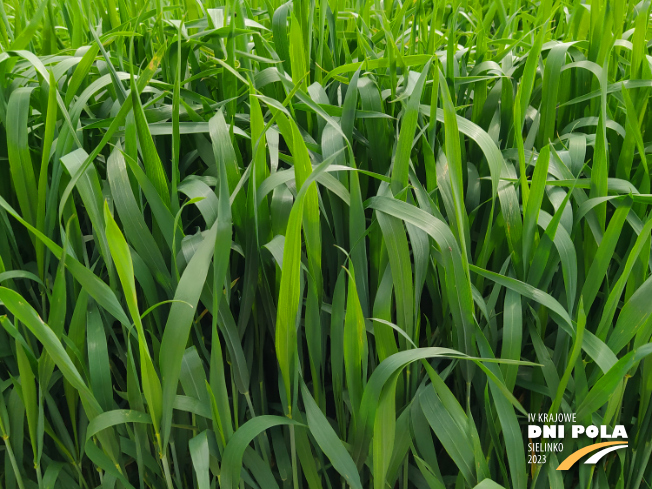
[0,0,652,488]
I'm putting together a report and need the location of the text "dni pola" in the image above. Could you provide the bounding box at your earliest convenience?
[528,424,628,439]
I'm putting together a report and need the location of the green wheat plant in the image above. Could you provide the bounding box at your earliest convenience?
[0,0,651,487]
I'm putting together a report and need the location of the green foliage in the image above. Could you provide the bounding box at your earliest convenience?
[0,0,651,487]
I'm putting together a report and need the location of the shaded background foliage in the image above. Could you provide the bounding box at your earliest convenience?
[0,0,651,488]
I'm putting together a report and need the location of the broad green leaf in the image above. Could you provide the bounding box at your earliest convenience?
[300,382,362,489]
[220,416,303,489]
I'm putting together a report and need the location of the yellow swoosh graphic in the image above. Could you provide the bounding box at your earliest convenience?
[557,442,628,470]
